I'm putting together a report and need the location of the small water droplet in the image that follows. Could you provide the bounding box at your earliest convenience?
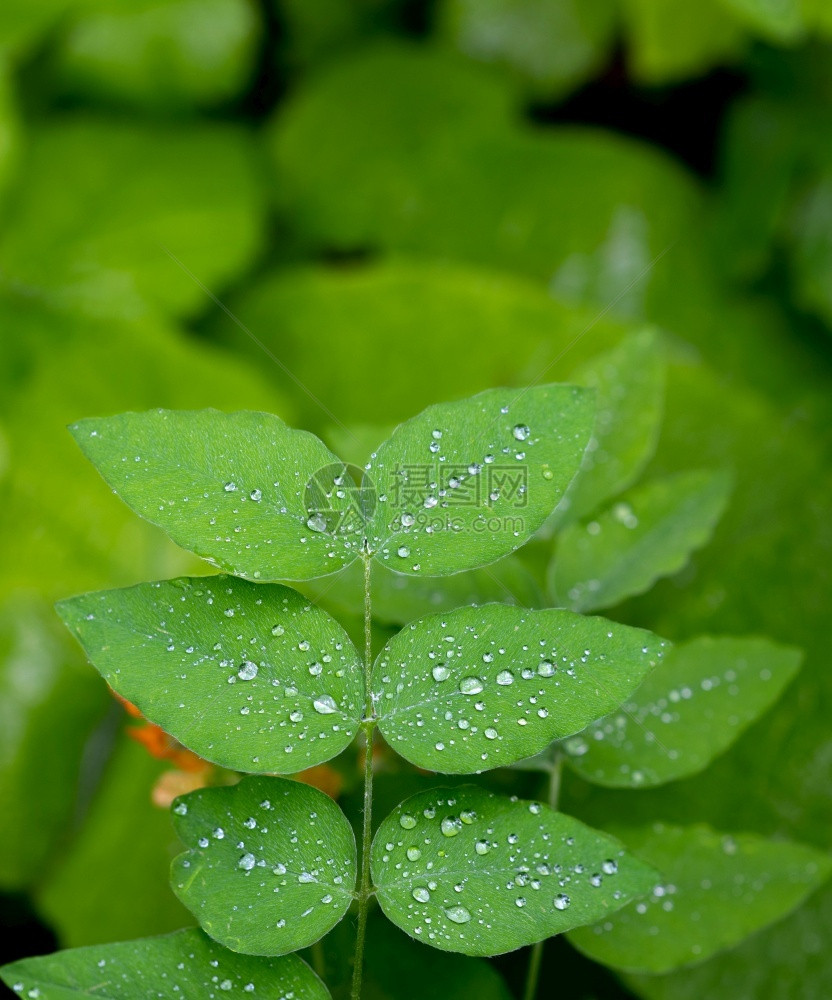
[399,814,417,830]
[475,840,491,855]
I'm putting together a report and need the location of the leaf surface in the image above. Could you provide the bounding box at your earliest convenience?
[171,776,357,956]
[372,785,657,955]
[58,575,363,773]
[374,604,669,773]
[70,410,362,581]
[0,928,331,999]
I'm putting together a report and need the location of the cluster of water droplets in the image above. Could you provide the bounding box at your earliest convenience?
[372,407,540,572]
[377,793,627,948]
[174,786,353,938]
[82,578,363,769]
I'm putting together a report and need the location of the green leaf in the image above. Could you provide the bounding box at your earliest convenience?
[549,470,732,613]
[0,118,264,320]
[53,0,261,111]
[0,928,331,999]
[716,0,805,41]
[57,575,363,774]
[562,636,801,788]
[69,409,362,581]
[371,785,657,956]
[0,597,107,889]
[568,823,832,973]
[373,604,669,773]
[438,0,617,99]
[171,775,357,956]
[619,0,746,84]
[367,385,595,576]
[560,328,667,525]
[36,736,192,947]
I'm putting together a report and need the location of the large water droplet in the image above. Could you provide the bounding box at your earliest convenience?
[313,694,338,715]
[399,814,417,830]
[513,424,530,441]
[460,676,484,695]
[239,853,256,871]
[412,887,431,903]
[432,664,450,682]
[237,661,258,681]
[441,816,463,837]
[445,905,471,924]
[307,514,327,533]
[554,893,571,910]
[496,670,514,686]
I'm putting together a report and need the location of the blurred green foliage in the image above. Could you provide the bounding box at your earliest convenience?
[1,1,832,998]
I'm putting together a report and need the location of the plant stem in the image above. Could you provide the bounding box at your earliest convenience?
[350,554,376,1000]
[522,752,564,1000]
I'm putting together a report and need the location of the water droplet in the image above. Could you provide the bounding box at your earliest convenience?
[554,893,571,910]
[475,840,491,855]
[399,814,417,830]
[460,676,484,695]
[289,710,304,723]
[441,816,463,837]
[445,905,471,924]
[538,661,555,677]
[173,802,188,816]
[313,694,338,715]
[407,847,422,861]
[238,661,258,681]
[401,513,415,527]
[397,545,411,558]
[224,482,237,492]
[271,624,285,636]
[307,513,327,533]
[516,897,527,908]
[484,727,498,739]
[513,424,530,441]
[496,669,514,686]
[459,809,477,824]
[250,489,262,502]
[413,886,431,902]
[239,853,256,871]
[602,859,618,875]
[432,664,450,682]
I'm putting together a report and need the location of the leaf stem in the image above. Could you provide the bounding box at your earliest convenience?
[351,553,376,1000]
[523,751,564,1000]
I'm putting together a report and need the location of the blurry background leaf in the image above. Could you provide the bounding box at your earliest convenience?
[36,737,192,947]
[568,823,831,973]
[0,118,265,320]
[549,469,732,613]
[563,636,801,787]
[437,0,617,100]
[52,0,262,112]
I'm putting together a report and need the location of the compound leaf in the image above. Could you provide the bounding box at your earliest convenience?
[373,604,669,773]
[57,575,363,774]
[563,636,801,787]
[371,785,657,956]
[0,928,331,999]
[367,385,595,576]
[171,776,357,956]
[70,409,363,581]
[550,469,732,613]
[568,823,832,973]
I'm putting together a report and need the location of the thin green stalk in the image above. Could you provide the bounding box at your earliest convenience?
[351,554,376,1000]
[523,752,564,1000]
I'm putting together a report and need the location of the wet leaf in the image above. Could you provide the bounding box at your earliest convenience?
[373,604,669,773]
[171,775,357,956]
[568,823,832,973]
[69,410,362,581]
[563,636,801,787]
[367,385,595,576]
[372,785,657,956]
[0,928,331,999]
[57,576,364,774]
[550,469,732,613]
